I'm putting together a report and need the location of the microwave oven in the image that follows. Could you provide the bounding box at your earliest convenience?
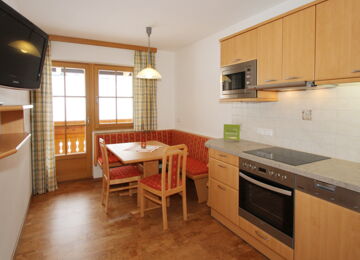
[220,60,257,99]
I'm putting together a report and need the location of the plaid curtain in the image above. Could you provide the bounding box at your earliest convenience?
[30,43,57,194]
[133,51,158,131]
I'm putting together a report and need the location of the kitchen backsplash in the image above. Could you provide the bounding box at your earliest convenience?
[231,84,360,163]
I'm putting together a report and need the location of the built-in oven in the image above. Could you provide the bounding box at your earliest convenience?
[220,60,257,99]
[239,158,295,248]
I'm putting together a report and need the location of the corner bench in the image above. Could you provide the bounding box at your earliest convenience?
[94,129,210,203]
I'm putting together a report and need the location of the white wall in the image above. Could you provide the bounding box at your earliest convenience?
[0,1,33,259]
[175,0,360,163]
[51,41,176,130]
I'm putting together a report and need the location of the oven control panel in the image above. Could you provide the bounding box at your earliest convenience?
[240,158,295,188]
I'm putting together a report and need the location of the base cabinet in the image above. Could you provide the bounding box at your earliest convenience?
[209,178,238,225]
[208,149,293,260]
[294,191,360,260]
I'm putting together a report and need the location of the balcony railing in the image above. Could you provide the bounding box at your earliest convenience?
[54,121,86,155]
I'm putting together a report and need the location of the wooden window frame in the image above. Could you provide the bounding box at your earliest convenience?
[94,64,134,130]
[51,61,91,160]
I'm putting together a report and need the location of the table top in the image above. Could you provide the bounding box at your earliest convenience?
[106,141,169,164]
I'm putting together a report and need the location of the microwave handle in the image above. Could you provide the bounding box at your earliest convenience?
[239,172,292,196]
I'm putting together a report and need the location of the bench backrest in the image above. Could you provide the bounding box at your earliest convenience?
[94,129,210,166]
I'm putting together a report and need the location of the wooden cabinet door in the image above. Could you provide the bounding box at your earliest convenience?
[316,0,360,80]
[350,0,360,76]
[283,7,315,82]
[257,19,283,85]
[294,191,360,260]
[209,178,239,225]
[220,38,235,67]
[234,29,257,63]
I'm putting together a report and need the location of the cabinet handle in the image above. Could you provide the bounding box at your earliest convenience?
[285,76,300,80]
[217,184,226,191]
[264,79,277,83]
[217,164,227,169]
[352,70,360,73]
[218,154,227,158]
[255,230,269,241]
[232,58,241,63]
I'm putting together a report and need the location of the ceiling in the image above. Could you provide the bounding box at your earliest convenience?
[14,0,288,50]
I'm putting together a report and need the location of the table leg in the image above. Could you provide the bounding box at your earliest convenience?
[143,160,160,176]
[131,160,161,215]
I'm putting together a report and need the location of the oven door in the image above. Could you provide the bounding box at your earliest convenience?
[239,170,294,248]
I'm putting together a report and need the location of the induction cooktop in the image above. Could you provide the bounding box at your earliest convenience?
[244,147,330,166]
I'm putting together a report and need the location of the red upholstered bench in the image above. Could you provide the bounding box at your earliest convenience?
[171,130,209,203]
[94,129,210,203]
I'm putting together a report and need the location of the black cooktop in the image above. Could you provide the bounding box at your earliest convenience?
[244,147,330,166]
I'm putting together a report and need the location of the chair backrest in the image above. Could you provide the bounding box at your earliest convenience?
[161,144,188,193]
[99,138,110,179]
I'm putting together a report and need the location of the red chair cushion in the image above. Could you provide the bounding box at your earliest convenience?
[186,156,208,176]
[98,153,121,165]
[109,165,141,180]
[140,174,183,191]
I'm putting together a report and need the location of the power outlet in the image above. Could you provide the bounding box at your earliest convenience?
[256,128,273,136]
[302,109,312,120]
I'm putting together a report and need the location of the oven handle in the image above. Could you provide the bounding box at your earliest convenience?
[239,172,292,196]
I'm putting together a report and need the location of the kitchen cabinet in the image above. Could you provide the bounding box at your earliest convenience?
[316,0,360,81]
[294,191,360,260]
[257,19,283,85]
[220,37,235,67]
[208,149,239,225]
[220,29,257,67]
[209,178,238,225]
[282,6,315,82]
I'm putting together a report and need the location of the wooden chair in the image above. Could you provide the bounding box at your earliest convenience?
[99,138,141,213]
[139,144,188,230]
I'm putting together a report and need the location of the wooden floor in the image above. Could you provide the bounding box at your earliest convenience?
[15,179,267,260]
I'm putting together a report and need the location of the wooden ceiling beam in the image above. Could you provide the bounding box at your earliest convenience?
[49,34,157,53]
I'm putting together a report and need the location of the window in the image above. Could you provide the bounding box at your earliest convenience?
[52,65,87,155]
[95,65,133,128]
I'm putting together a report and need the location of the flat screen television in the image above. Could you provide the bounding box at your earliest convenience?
[0,0,48,90]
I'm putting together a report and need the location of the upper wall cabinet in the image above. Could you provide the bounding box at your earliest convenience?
[220,29,257,67]
[257,19,283,85]
[283,6,315,82]
[316,0,360,81]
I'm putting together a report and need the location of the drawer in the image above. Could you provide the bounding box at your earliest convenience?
[209,148,239,167]
[209,158,238,190]
[239,216,293,260]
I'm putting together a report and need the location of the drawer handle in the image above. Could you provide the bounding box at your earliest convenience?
[264,79,277,83]
[217,164,227,169]
[218,154,228,158]
[352,69,360,73]
[285,76,300,80]
[217,184,226,191]
[255,230,269,241]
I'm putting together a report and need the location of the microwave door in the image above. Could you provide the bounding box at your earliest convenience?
[222,71,246,93]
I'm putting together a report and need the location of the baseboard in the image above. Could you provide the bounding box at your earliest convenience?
[11,191,32,259]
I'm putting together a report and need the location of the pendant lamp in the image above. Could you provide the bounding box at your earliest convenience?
[136,27,162,79]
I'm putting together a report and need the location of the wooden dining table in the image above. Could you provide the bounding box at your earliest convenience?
[106,140,169,177]
[106,140,169,212]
